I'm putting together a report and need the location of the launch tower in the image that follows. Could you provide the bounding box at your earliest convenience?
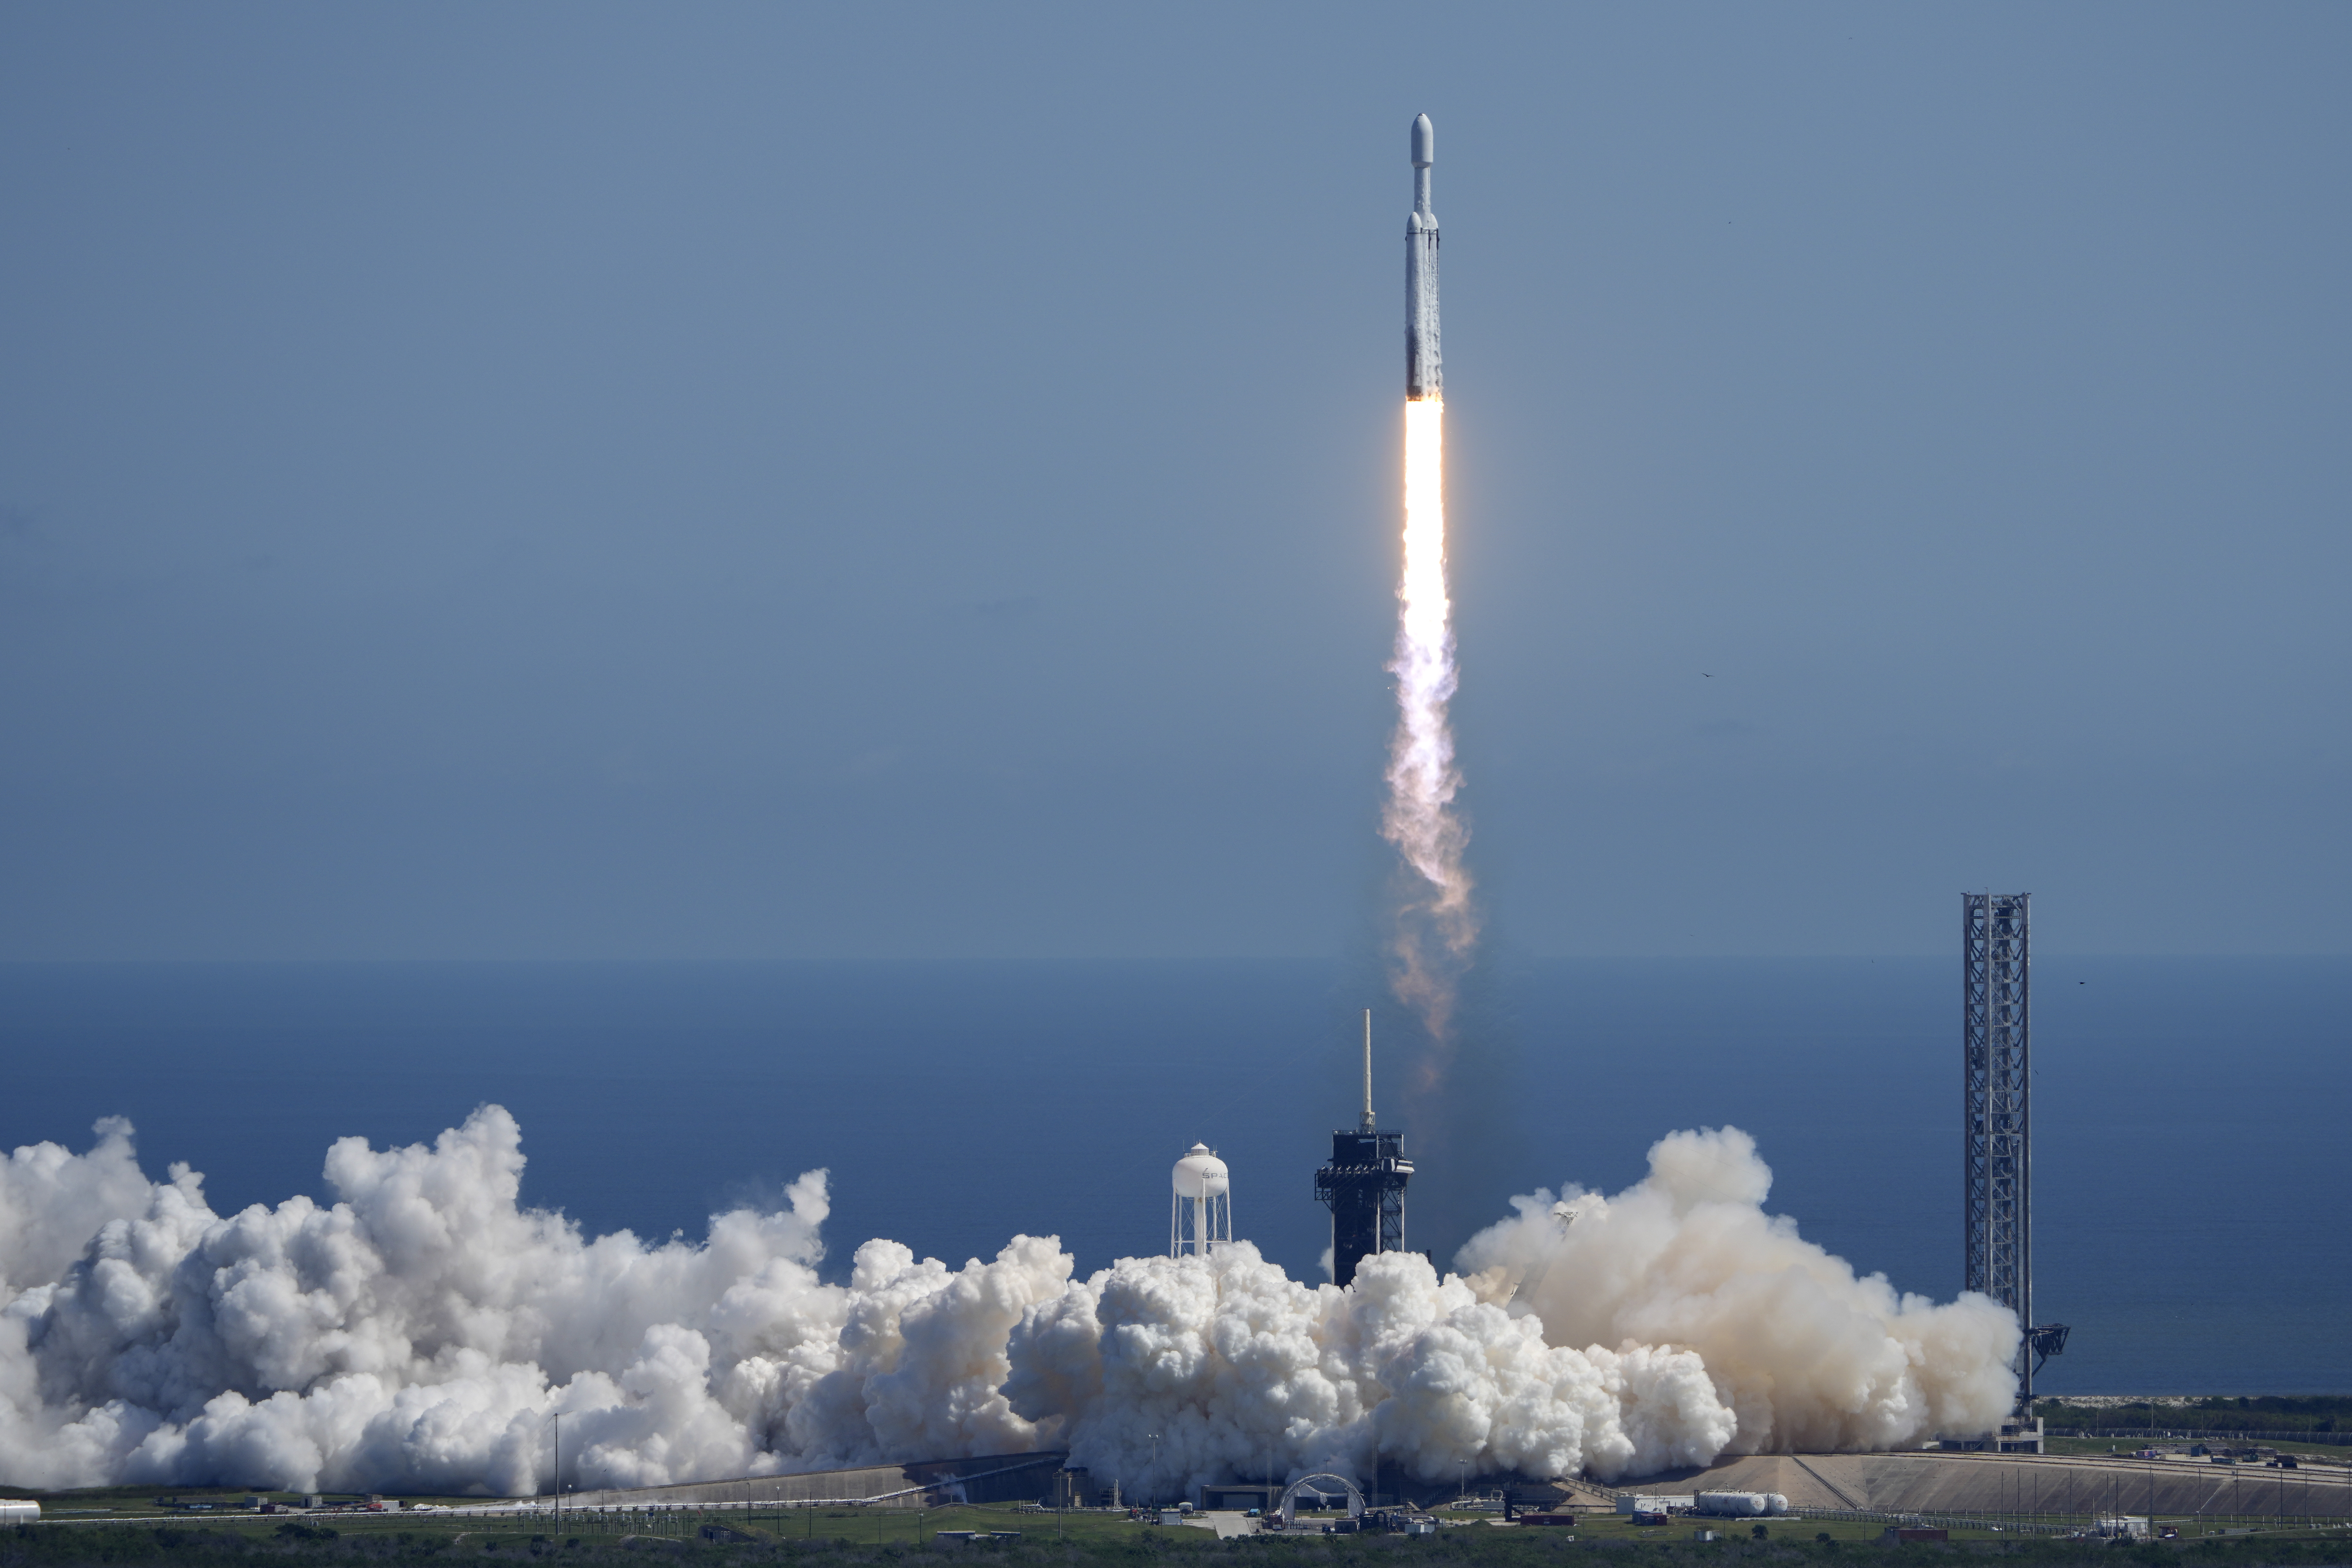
[1317,1012,1412,1287]
[1962,892,2067,1421]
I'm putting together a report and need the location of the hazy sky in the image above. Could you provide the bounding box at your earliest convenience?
[3,4,2345,961]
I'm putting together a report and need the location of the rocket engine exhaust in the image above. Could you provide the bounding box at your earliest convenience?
[1384,113,1476,1047]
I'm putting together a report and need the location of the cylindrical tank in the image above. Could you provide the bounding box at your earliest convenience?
[1694,1492,1770,1517]
[0,1501,39,1524]
[1172,1143,1229,1199]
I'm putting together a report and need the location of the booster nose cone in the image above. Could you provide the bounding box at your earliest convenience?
[1411,113,1434,168]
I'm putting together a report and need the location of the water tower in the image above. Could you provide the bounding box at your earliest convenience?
[1170,1143,1232,1257]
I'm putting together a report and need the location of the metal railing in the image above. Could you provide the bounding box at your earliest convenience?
[2046,1428,2351,1447]
[1794,1507,2074,1536]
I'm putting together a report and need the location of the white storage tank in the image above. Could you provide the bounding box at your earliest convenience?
[1170,1144,1232,1257]
[1172,1145,1228,1200]
[1694,1491,1787,1517]
[0,1501,39,1524]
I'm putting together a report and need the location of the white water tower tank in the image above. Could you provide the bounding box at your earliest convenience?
[1170,1143,1233,1257]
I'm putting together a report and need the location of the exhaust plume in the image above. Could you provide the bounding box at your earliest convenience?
[0,1111,2017,1497]
[1383,396,1477,1046]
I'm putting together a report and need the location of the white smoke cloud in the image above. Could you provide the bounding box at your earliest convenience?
[1453,1127,2021,1456]
[0,1111,2016,1497]
[1005,1242,1734,1497]
[0,1117,152,1301]
[0,1108,1067,1495]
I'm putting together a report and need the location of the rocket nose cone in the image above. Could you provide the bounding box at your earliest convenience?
[1411,113,1434,168]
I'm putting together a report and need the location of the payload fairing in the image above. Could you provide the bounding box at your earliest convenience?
[1406,113,1441,402]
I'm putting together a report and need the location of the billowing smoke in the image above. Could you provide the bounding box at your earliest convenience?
[1383,397,1476,1049]
[0,1111,2016,1497]
[1453,1128,2022,1457]
[0,1108,1068,1496]
[1004,1243,1734,1496]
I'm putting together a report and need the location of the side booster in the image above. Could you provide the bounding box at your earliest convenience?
[1406,113,1441,402]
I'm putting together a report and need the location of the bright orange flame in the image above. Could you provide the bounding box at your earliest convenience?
[1384,397,1476,1041]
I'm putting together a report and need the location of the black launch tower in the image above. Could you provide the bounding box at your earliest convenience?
[1316,1012,1413,1287]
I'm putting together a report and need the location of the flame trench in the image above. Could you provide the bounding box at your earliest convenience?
[1383,395,1476,1041]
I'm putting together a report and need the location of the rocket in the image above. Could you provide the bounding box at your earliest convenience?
[1406,113,1441,402]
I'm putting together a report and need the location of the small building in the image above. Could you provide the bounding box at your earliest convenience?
[1938,1415,2045,1454]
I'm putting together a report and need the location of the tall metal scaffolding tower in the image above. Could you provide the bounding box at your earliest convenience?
[1962,892,2067,1416]
[1317,1011,1412,1287]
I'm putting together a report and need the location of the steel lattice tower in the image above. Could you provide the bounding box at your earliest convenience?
[1317,1012,1412,1287]
[1316,1128,1410,1287]
[1963,892,2030,1319]
[1963,892,2066,1410]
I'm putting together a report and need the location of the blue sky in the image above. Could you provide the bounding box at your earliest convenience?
[2,3,2345,960]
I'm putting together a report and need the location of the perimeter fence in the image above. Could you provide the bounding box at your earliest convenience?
[1791,1508,2352,1539]
[2047,1429,2352,1448]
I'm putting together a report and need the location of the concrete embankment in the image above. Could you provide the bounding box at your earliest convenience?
[549,1452,1067,1513]
[1632,1451,2351,1519]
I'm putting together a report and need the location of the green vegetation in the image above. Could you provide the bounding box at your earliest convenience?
[5,1500,2352,1568]
[2035,1397,2352,1439]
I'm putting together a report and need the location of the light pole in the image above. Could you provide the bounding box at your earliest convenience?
[1148,1435,1161,1508]
[551,1412,560,1536]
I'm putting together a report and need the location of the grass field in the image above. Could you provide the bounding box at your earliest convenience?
[9,1496,2352,1566]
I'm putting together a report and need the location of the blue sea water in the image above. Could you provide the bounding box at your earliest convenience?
[0,957,2344,1396]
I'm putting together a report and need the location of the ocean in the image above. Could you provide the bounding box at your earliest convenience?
[2,956,2344,1396]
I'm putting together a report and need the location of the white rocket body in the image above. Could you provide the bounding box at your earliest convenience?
[1406,113,1441,403]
